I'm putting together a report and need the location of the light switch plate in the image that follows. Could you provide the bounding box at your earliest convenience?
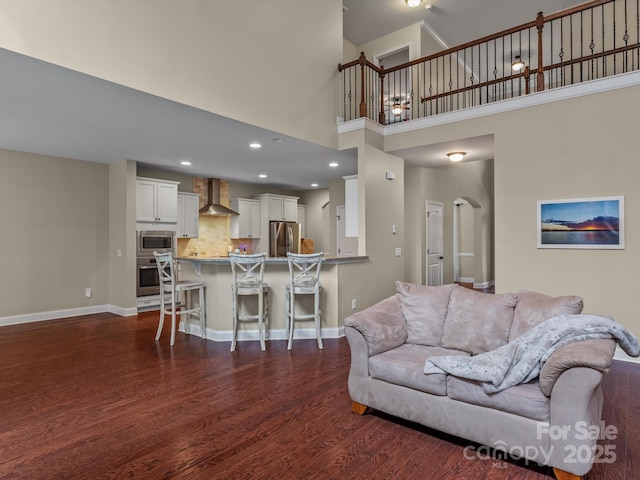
[395,247,402,256]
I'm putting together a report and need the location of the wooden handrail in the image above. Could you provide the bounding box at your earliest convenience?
[339,0,634,124]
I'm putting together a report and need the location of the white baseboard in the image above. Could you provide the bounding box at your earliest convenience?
[0,304,138,327]
[614,347,640,364]
[182,321,345,343]
[0,305,105,327]
[473,280,495,290]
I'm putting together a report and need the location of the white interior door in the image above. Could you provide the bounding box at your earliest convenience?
[426,201,444,286]
[337,205,358,256]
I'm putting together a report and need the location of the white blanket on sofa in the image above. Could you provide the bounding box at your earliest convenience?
[423,314,640,393]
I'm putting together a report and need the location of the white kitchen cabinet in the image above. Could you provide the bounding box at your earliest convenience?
[252,193,299,253]
[137,177,179,224]
[230,198,261,238]
[297,204,306,237]
[177,193,200,238]
[344,175,358,237]
[255,194,298,222]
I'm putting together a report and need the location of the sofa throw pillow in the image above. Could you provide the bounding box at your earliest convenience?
[395,281,454,346]
[441,285,517,355]
[508,290,583,342]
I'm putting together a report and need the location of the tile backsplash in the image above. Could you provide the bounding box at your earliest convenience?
[177,178,252,257]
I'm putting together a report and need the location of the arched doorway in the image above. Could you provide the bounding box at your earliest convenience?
[453,197,483,286]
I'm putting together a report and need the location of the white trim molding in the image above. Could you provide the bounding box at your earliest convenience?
[338,70,640,137]
[614,347,640,364]
[0,304,138,327]
[192,325,345,344]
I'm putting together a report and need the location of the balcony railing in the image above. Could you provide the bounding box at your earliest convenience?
[338,0,640,125]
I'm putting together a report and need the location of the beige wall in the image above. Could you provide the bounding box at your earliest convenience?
[403,159,494,287]
[0,0,343,150]
[391,84,640,337]
[0,149,109,316]
[336,135,406,318]
[494,87,640,335]
[357,22,423,62]
[297,188,330,254]
[108,159,137,311]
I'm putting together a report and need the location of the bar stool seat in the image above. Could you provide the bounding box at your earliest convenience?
[153,251,206,346]
[230,253,269,351]
[285,252,324,350]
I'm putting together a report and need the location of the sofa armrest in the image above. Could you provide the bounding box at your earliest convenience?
[540,338,615,396]
[343,294,408,356]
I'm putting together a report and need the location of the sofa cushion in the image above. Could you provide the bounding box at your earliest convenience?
[441,285,517,355]
[369,344,470,396]
[395,281,455,346]
[509,290,584,342]
[447,376,550,422]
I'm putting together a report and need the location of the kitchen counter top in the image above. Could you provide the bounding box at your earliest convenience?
[178,254,368,274]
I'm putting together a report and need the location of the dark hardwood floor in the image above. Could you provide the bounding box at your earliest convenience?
[0,312,637,479]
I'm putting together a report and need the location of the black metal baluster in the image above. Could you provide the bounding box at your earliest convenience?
[607,2,612,77]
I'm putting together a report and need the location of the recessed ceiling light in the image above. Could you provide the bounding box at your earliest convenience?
[180,160,191,166]
[249,143,261,149]
[259,174,267,178]
[311,183,319,187]
[329,162,339,167]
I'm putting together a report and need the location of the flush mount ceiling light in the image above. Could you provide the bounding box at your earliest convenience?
[180,160,191,166]
[259,174,267,178]
[447,152,466,162]
[311,183,319,187]
[329,162,339,167]
[249,142,261,149]
[512,55,526,72]
[406,0,422,7]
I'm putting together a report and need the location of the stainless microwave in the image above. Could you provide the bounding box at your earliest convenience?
[136,230,175,257]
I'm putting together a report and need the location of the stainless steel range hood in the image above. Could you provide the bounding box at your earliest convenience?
[199,178,239,216]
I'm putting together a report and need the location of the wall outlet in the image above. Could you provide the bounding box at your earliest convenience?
[85,288,92,298]
[117,248,122,257]
[395,247,402,257]
[351,299,357,310]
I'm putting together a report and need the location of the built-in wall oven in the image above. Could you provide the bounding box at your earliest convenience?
[136,230,176,297]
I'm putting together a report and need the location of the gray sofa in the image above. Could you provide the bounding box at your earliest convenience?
[344,282,618,480]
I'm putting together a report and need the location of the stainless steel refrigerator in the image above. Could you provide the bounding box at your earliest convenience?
[269,221,301,257]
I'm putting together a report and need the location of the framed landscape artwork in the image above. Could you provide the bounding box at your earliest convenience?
[537,196,624,249]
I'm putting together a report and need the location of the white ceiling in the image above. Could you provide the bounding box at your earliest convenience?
[343,0,587,47]
[0,1,587,188]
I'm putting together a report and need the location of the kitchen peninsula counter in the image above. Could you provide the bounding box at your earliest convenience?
[178,254,367,274]
[176,255,368,346]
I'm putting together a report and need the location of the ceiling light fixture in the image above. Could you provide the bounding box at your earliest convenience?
[329,162,339,167]
[406,0,422,7]
[392,103,403,116]
[311,183,319,187]
[180,161,191,166]
[512,55,526,73]
[447,152,466,162]
[259,174,267,178]
[249,142,261,149]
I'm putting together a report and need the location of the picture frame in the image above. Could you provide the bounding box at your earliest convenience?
[537,196,624,249]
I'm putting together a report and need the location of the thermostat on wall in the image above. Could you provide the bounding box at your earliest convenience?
[385,171,396,180]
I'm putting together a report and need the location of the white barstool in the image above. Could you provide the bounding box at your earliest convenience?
[285,252,324,350]
[153,251,206,346]
[230,253,269,352]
